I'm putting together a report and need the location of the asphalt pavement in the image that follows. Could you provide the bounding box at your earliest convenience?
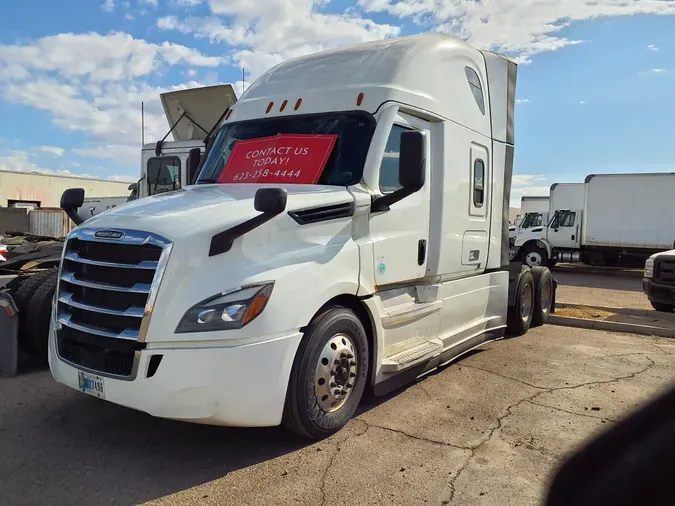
[2,325,674,506]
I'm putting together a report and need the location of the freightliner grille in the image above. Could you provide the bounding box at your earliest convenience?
[55,228,171,378]
[654,256,675,286]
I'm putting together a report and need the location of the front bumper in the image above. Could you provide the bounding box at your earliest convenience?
[48,323,303,427]
[642,278,675,305]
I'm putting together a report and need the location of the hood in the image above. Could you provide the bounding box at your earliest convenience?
[78,184,353,241]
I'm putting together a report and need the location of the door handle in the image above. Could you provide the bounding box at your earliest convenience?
[571,234,575,240]
[418,239,427,266]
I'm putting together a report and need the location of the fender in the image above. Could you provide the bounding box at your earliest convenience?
[537,238,553,259]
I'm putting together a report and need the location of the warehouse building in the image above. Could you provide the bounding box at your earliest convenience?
[0,170,132,209]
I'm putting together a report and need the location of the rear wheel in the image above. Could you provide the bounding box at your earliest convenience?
[522,244,548,268]
[282,307,369,440]
[25,269,59,361]
[531,267,553,327]
[507,270,535,336]
[12,269,58,354]
[650,301,675,313]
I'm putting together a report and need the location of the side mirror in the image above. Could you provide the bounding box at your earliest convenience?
[60,188,85,226]
[188,147,203,185]
[398,130,426,191]
[371,130,426,213]
[128,182,138,192]
[254,187,288,215]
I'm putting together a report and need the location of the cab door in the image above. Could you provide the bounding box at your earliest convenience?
[549,210,582,249]
[369,112,431,286]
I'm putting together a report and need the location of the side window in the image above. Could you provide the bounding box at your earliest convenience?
[550,213,560,229]
[465,67,486,115]
[379,124,412,194]
[473,159,485,207]
[560,211,576,227]
[147,156,181,196]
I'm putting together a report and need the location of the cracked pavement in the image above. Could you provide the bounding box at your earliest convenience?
[2,325,675,506]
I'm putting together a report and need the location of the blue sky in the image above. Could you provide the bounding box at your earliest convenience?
[0,0,674,205]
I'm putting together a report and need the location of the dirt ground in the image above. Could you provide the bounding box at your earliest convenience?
[2,325,674,506]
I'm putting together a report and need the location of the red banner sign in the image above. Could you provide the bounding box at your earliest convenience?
[217,134,338,185]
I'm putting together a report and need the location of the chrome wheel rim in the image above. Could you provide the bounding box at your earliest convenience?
[526,251,543,267]
[314,333,358,413]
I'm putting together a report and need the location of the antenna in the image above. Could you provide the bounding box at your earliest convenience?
[141,101,145,146]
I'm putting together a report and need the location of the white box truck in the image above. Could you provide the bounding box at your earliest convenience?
[47,34,556,439]
[516,173,675,267]
[510,195,549,259]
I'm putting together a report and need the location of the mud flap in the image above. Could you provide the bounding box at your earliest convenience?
[0,293,19,377]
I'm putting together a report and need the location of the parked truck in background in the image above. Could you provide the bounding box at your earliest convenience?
[509,195,549,259]
[515,173,675,268]
[46,34,557,438]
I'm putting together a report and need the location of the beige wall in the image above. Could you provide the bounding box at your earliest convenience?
[0,170,131,208]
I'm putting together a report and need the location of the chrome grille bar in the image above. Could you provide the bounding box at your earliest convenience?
[58,314,140,340]
[58,292,145,318]
[64,250,159,270]
[60,271,151,294]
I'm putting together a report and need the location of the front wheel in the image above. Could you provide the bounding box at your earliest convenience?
[650,301,675,313]
[282,307,369,440]
[522,244,549,268]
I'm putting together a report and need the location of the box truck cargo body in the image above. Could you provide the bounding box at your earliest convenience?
[515,173,675,267]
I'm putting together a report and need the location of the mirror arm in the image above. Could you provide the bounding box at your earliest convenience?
[209,212,279,257]
[63,208,85,226]
[370,187,417,213]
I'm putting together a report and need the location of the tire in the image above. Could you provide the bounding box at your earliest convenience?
[531,266,553,327]
[521,244,548,268]
[507,270,535,336]
[650,301,675,313]
[12,268,58,354]
[25,269,59,361]
[282,307,369,440]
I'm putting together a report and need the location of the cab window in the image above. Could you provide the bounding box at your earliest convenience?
[379,124,412,194]
[147,156,181,195]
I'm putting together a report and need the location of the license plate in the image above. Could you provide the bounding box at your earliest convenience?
[77,371,105,399]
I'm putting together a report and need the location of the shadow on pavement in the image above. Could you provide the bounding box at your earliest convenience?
[0,369,309,506]
[552,270,643,292]
[0,346,491,506]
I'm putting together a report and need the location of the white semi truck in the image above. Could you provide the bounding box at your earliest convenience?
[47,34,556,439]
[515,174,675,268]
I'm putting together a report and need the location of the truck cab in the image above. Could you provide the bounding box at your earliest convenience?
[49,34,552,439]
[136,85,238,199]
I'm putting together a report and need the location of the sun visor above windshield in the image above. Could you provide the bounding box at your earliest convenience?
[216,134,337,184]
[160,84,238,141]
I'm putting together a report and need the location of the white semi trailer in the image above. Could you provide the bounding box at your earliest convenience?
[48,34,556,439]
[516,174,675,267]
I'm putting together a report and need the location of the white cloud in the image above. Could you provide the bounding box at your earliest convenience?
[516,98,530,104]
[140,0,158,6]
[35,146,66,157]
[101,0,115,12]
[358,0,675,63]
[174,0,203,5]
[647,44,659,51]
[579,100,586,104]
[510,174,550,207]
[652,68,666,73]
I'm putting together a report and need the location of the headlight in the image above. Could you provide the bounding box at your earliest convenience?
[176,282,274,333]
[644,258,655,279]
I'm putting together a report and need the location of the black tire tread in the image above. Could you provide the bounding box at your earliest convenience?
[507,270,534,336]
[531,266,553,327]
[650,301,675,313]
[12,269,58,353]
[25,269,58,361]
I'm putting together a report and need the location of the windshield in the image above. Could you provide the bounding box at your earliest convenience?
[147,156,181,195]
[522,212,543,229]
[197,112,375,186]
